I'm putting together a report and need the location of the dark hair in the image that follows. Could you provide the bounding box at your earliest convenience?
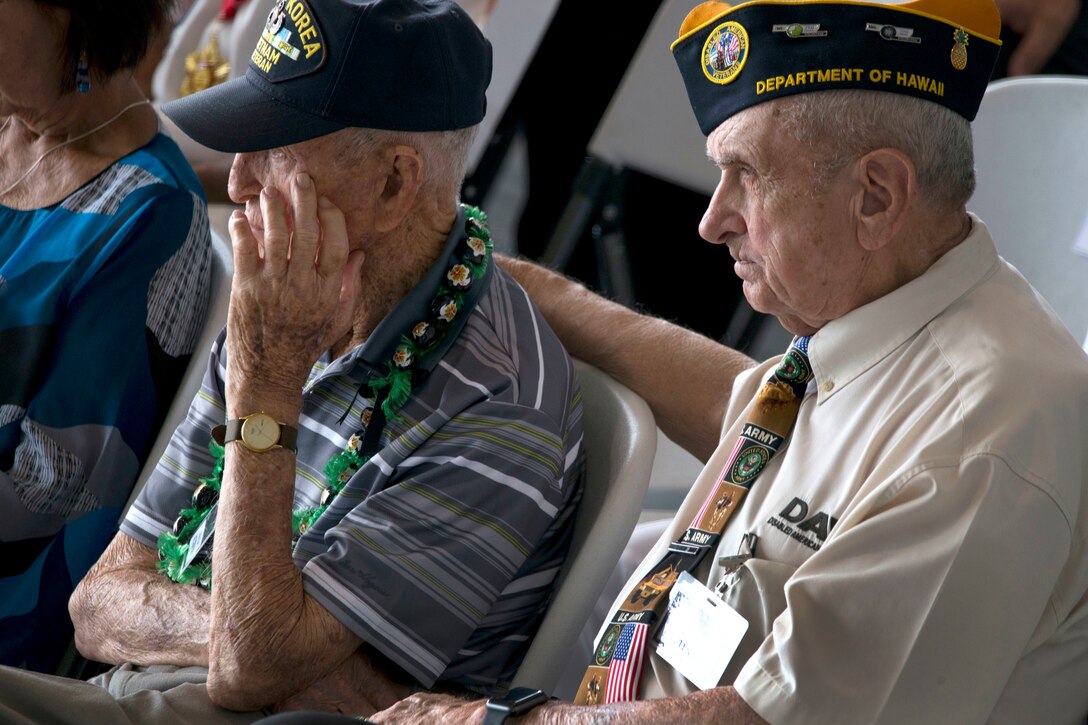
[36,0,176,90]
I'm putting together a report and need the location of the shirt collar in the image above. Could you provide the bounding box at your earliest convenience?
[807,214,999,403]
[311,205,494,385]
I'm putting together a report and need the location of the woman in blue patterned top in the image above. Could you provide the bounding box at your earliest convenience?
[0,0,212,671]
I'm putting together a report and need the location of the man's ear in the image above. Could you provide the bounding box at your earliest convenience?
[854,147,914,251]
[373,144,424,233]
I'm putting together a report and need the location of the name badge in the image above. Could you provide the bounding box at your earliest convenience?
[180,502,217,572]
[654,571,748,690]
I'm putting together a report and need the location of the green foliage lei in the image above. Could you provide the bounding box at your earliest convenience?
[156,206,493,588]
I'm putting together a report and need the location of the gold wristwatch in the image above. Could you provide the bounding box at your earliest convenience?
[212,413,298,452]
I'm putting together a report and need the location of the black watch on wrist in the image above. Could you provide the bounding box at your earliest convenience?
[482,686,549,725]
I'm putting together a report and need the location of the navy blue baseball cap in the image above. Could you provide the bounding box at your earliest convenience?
[162,0,493,152]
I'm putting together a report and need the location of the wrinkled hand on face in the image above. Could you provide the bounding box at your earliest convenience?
[226,173,366,394]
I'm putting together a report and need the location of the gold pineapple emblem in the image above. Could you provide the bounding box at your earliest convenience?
[181,30,231,96]
[951,28,969,70]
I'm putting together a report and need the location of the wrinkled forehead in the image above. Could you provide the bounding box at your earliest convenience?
[705,101,783,159]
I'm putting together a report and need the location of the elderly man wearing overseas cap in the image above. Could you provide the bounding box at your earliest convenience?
[366,0,1088,723]
[0,0,585,721]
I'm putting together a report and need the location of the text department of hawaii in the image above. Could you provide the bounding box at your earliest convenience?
[756,67,945,96]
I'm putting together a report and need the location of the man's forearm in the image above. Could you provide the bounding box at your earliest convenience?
[499,255,756,461]
[273,646,413,715]
[372,685,766,725]
[70,533,211,667]
[205,179,365,711]
[206,382,360,711]
[527,687,767,725]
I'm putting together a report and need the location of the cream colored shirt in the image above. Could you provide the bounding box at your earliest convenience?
[618,218,1088,723]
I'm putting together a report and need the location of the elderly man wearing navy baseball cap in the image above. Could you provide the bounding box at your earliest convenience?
[368,0,1088,723]
[0,0,586,721]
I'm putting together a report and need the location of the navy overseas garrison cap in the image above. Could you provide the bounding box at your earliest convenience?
[162,0,493,152]
[671,0,1002,135]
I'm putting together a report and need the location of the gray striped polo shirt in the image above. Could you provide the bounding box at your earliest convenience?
[121,208,585,691]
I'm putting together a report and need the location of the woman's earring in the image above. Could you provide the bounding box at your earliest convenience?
[76,53,90,93]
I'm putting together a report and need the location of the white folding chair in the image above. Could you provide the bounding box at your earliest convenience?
[122,229,233,517]
[538,0,713,294]
[538,0,792,361]
[969,76,1088,344]
[511,360,656,693]
[465,0,561,176]
[532,0,784,517]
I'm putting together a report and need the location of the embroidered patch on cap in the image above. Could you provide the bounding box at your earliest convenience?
[251,0,326,81]
[702,21,749,84]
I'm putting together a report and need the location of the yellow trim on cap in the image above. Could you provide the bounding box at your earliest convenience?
[677,1,736,40]
[906,0,1000,38]
[672,0,1001,50]
[674,0,744,45]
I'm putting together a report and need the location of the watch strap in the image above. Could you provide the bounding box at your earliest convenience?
[481,708,511,725]
[483,687,548,725]
[211,416,298,452]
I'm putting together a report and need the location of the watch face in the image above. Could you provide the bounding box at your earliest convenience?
[240,413,280,451]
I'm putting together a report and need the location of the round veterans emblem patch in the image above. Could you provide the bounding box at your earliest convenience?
[776,349,812,384]
[732,445,769,483]
[595,624,622,665]
[702,21,749,85]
